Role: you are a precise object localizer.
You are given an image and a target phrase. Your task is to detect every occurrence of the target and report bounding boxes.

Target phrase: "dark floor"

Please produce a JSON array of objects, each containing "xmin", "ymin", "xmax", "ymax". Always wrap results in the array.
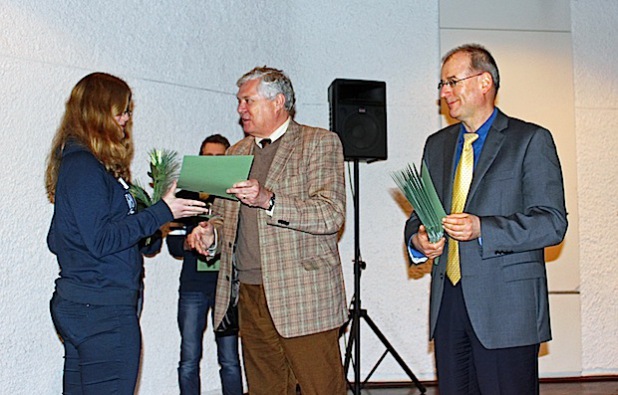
[{"xmin": 346, "ymin": 380, "xmax": 618, "ymax": 394}]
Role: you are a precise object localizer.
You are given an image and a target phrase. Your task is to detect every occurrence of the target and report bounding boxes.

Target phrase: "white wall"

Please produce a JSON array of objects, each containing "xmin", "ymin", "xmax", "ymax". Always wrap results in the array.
[
  {"xmin": 571, "ymin": 0, "xmax": 618, "ymax": 377},
  {"xmin": 0, "ymin": 1, "xmax": 616, "ymax": 394}
]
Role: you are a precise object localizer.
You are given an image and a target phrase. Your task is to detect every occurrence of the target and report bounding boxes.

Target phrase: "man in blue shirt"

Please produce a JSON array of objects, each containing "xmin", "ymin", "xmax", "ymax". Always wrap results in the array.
[{"xmin": 405, "ymin": 44, "xmax": 567, "ymax": 394}]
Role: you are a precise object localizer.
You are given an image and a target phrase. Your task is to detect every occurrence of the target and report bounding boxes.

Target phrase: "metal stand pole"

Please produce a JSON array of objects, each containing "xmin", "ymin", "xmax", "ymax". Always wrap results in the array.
[{"xmin": 343, "ymin": 159, "xmax": 426, "ymax": 394}]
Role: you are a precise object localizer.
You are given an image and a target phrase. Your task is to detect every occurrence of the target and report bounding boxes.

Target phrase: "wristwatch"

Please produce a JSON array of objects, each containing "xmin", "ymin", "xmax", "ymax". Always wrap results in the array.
[{"xmin": 266, "ymin": 192, "xmax": 276, "ymax": 211}]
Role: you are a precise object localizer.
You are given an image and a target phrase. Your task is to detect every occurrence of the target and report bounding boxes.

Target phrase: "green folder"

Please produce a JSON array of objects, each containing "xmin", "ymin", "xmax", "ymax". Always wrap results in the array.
[
  {"xmin": 197, "ymin": 257, "xmax": 220, "ymax": 272},
  {"xmin": 177, "ymin": 155, "xmax": 254, "ymax": 200},
  {"xmin": 392, "ymin": 161, "xmax": 447, "ymax": 243}
]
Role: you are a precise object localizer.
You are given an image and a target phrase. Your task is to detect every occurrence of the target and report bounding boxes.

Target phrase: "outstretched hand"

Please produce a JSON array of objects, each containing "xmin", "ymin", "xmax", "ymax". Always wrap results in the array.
[
  {"xmin": 162, "ymin": 181, "xmax": 209, "ymax": 219},
  {"xmin": 187, "ymin": 221, "xmax": 216, "ymax": 255}
]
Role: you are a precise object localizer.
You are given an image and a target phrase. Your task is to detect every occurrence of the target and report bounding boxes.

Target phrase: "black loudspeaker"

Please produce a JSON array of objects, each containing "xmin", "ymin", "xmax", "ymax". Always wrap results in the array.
[{"xmin": 328, "ymin": 79, "xmax": 387, "ymax": 162}]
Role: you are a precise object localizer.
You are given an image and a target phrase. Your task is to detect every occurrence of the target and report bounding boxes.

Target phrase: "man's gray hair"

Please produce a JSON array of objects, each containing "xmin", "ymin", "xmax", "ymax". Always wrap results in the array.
[{"xmin": 237, "ymin": 66, "xmax": 296, "ymax": 117}]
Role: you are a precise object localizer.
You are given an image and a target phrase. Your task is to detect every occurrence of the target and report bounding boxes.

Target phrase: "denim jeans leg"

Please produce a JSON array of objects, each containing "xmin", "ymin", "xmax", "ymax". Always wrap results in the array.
[
  {"xmin": 178, "ymin": 291, "xmax": 208, "ymax": 395},
  {"xmin": 215, "ymin": 333, "xmax": 243, "ymax": 395},
  {"xmin": 78, "ymin": 304, "xmax": 140, "ymax": 395},
  {"xmin": 50, "ymin": 293, "xmax": 83, "ymax": 395},
  {"xmin": 50, "ymin": 293, "xmax": 140, "ymax": 395}
]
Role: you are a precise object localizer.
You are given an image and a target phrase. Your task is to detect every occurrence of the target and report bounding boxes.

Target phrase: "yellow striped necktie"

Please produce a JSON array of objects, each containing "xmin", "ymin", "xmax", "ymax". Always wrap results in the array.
[{"xmin": 446, "ymin": 132, "xmax": 479, "ymax": 285}]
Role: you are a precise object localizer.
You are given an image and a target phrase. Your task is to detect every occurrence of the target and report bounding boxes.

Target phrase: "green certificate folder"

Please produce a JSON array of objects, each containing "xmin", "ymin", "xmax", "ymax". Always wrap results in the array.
[
  {"xmin": 177, "ymin": 155, "xmax": 254, "ymax": 200},
  {"xmin": 197, "ymin": 257, "xmax": 220, "ymax": 272},
  {"xmin": 392, "ymin": 161, "xmax": 447, "ymax": 243}
]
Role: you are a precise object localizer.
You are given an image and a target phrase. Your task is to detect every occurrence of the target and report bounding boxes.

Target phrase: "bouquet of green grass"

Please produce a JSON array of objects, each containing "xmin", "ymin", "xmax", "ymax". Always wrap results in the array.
[
  {"xmin": 392, "ymin": 161, "xmax": 446, "ymax": 244},
  {"xmin": 130, "ymin": 148, "xmax": 180, "ymax": 211}
]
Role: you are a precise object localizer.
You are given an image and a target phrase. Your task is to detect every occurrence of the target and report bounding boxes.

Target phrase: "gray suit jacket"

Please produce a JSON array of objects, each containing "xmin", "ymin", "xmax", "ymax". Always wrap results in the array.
[{"xmin": 405, "ymin": 110, "xmax": 567, "ymax": 349}]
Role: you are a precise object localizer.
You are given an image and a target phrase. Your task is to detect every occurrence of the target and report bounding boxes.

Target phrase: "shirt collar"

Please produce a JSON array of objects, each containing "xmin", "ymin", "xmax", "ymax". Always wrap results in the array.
[
  {"xmin": 458, "ymin": 107, "xmax": 497, "ymax": 143},
  {"xmin": 255, "ymin": 117, "xmax": 290, "ymax": 147}
]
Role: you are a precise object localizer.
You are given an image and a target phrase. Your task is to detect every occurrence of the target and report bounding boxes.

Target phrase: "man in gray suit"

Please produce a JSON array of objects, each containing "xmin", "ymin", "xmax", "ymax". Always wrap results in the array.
[{"xmin": 405, "ymin": 44, "xmax": 567, "ymax": 394}]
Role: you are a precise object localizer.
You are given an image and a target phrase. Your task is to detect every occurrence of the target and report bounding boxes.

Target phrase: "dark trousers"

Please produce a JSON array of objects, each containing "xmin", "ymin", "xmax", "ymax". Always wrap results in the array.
[
  {"xmin": 50, "ymin": 292, "xmax": 141, "ymax": 395},
  {"xmin": 177, "ymin": 290, "xmax": 243, "ymax": 395},
  {"xmin": 434, "ymin": 282, "xmax": 540, "ymax": 395}
]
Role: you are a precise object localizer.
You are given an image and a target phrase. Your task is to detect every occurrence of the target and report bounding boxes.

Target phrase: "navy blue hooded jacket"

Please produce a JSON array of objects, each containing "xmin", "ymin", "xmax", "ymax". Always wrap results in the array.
[{"xmin": 47, "ymin": 141, "xmax": 173, "ymax": 305}]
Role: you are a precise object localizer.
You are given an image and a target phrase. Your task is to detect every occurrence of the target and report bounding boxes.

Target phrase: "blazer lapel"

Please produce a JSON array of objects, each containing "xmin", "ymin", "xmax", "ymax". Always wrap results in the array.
[
  {"xmin": 234, "ymin": 137, "xmax": 255, "ymax": 156},
  {"xmin": 224, "ymin": 137, "xmax": 254, "ymax": 215},
  {"xmin": 440, "ymin": 125, "xmax": 461, "ymax": 212},
  {"xmin": 466, "ymin": 110, "xmax": 508, "ymax": 204},
  {"xmin": 264, "ymin": 121, "xmax": 300, "ymax": 189}
]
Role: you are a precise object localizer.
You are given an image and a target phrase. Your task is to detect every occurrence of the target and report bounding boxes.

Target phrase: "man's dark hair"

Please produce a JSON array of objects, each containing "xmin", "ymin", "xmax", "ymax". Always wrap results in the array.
[
  {"xmin": 199, "ymin": 134, "xmax": 230, "ymax": 154},
  {"xmin": 443, "ymin": 43, "xmax": 500, "ymax": 93}
]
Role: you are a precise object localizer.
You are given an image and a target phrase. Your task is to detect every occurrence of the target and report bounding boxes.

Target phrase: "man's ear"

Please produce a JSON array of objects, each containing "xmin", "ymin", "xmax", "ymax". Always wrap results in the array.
[
  {"xmin": 274, "ymin": 92, "xmax": 286, "ymax": 111},
  {"xmin": 480, "ymin": 72, "xmax": 493, "ymax": 94}
]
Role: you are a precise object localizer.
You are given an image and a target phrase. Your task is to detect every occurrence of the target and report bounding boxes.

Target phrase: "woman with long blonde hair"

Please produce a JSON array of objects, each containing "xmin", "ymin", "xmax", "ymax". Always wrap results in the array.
[{"xmin": 46, "ymin": 72, "xmax": 207, "ymax": 394}]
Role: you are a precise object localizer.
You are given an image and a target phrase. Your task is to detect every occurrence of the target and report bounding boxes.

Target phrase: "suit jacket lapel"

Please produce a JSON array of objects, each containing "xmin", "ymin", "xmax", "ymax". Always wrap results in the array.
[
  {"xmin": 224, "ymin": 137, "xmax": 254, "ymax": 218},
  {"xmin": 440, "ymin": 124, "xmax": 461, "ymax": 212},
  {"xmin": 467, "ymin": 110, "xmax": 508, "ymax": 205},
  {"xmin": 234, "ymin": 137, "xmax": 255, "ymax": 156},
  {"xmin": 264, "ymin": 120, "xmax": 300, "ymax": 189}
]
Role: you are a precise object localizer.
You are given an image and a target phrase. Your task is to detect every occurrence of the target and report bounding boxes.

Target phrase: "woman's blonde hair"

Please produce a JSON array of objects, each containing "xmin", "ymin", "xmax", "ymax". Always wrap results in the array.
[{"xmin": 45, "ymin": 72, "xmax": 134, "ymax": 203}]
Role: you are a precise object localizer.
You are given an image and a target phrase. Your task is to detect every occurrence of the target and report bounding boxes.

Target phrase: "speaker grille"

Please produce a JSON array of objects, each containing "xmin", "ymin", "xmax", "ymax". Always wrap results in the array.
[
  {"xmin": 328, "ymin": 79, "xmax": 387, "ymax": 162},
  {"xmin": 343, "ymin": 111, "xmax": 380, "ymax": 151}
]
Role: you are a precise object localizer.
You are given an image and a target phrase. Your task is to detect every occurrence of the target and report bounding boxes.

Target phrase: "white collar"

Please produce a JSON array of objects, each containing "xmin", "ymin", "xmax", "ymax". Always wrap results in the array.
[{"xmin": 255, "ymin": 117, "xmax": 290, "ymax": 147}]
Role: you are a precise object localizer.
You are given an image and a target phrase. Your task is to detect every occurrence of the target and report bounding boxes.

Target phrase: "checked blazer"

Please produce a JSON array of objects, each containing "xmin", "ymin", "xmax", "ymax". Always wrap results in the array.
[{"xmin": 212, "ymin": 120, "xmax": 348, "ymax": 338}]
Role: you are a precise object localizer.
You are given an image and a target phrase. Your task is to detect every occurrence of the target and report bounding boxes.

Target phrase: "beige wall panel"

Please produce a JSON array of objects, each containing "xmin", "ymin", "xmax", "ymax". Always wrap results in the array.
[
  {"xmin": 440, "ymin": 0, "xmax": 571, "ymax": 31},
  {"xmin": 540, "ymin": 294, "xmax": 583, "ymax": 376}
]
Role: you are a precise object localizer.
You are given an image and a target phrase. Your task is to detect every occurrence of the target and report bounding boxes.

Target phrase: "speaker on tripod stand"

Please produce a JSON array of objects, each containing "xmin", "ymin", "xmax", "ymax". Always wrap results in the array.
[
  {"xmin": 328, "ymin": 79, "xmax": 425, "ymax": 394},
  {"xmin": 328, "ymin": 79, "xmax": 387, "ymax": 162}
]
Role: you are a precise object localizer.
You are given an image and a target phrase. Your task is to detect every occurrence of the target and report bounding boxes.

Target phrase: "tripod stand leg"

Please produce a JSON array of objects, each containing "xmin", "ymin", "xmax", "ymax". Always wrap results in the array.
[
  {"xmin": 361, "ymin": 311, "xmax": 426, "ymax": 393},
  {"xmin": 343, "ymin": 316, "xmax": 357, "ymax": 377},
  {"xmin": 343, "ymin": 314, "xmax": 364, "ymax": 393},
  {"xmin": 343, "ymin": 160, "xmax": 424, "ymax": 393}
]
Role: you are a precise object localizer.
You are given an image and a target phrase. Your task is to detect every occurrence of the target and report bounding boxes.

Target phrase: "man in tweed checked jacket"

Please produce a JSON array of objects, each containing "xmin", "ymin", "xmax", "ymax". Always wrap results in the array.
[{"xmin": 189, "ymin": 66, "xmax": 348, "ymax": 395}]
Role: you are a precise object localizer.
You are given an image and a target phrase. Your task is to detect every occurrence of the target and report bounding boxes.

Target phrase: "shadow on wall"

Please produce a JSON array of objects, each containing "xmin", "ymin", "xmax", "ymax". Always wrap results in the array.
[
  {"xmin": 390, "ymin": 188, "xmax": 435, "ymax": 281},
  {"xmin": 408, "ymin": 260, "xmax": 433, "ymax": 280}
]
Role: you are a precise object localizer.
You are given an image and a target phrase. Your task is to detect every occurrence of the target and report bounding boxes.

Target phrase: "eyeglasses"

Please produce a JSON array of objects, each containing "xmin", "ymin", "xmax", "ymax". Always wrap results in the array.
[
  {"xmin": 120, "ymin": 105, "xmax": 132, "ymax": 118},
  {"xmin": 438, "ymin": 72, "xmax": 484, "ymax": 90}
]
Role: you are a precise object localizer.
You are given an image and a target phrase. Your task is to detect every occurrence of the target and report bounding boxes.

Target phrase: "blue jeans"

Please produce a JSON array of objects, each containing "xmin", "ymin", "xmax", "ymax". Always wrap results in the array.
[
  {"xmin": 178, "ymin": 291, "xmax": 243, "ymax": 395},
  {"xmin": 50, "ymin": 292, "xmax": 141, "ymax": 395}
]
